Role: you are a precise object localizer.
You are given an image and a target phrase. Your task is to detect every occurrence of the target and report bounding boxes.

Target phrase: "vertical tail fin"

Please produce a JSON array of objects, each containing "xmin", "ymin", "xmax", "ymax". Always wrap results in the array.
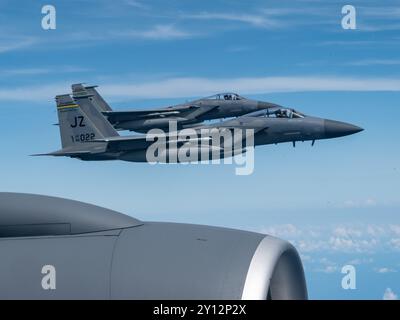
[
  {"xmin": 71, "ymin": 86, "xmax": 119, "ymax": 138},
  {"xmin": 71, "ymin": 83, "xmax": 112, "ymax": 112},
  {"xmin": 56, "ymin": 94, "xmax": 106, "ymax": 149}
]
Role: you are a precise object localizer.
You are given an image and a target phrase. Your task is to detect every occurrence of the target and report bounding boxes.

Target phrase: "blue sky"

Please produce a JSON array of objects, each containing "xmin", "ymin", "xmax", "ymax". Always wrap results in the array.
[{"xmin": 0, "ymin": 0, "xmax": 399, "ymax": 299}]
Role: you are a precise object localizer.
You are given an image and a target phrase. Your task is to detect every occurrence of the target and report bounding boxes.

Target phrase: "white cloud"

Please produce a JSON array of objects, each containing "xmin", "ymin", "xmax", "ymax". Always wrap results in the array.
[
  {"xmin": 184, "ymin": 7, "xmax": 335, "ymax": 30},
  {"xmin": 390, "ymin": 225, "xmax": 400, "ymax": 236},
  {"xmin": 3, "ymin": 75, "xmax": 400, "ymax": 102},
  {"xmin": 119, "ymin": 25, "xmax": 193, "ymax": 40},
  {"xmin": 376, "ymin": 267, "xmax": 397, "ymax": 273},
  {"xmin": 260, "ymin": 7, "xmax": 326, "ymax": 17},
  {"xmin": 183, "ymin": 12, "xmax": 278, "ymax": 28},
  {"xmin": 341, "ymin": 198, "xmax": 377, "ymax": 208},
  {"xmin": 0, "ymin": 68, "xmax": 50, "ymax": 76},
  {"xmin": 329, "ymin": 236, "xmax": 379, "ymax": 253},
  {"xmin": 347, "ymin": 258, "xmax": 374, "ymax": 265},
  {"xmin": 314, "ymin": 265, "xmax": 338, "ymax": 273},
  {"xmin": 383, "ymin": 288, "xmax": 398, "ymax": 300},
  {"xmin": 0, "ymin": 37, "xmax": 37, "ymax": 54},
  {"xmin": 0, "ymin": 66, "xmax": 90, "ymax": 76},
  {"xmin": 358, "ymin": 23, "xmax": 400, "ymax": 32},
  {"xmin": 313, "ymin": 258, "xmax": 338, "ymax": 273},
  {"xmin": 318, "ymin": 40, "xmax": 397, "ymax": 46},
  {"xmin": 261, "ymin": 224, "xmax": 302, "ymax": 238},
  {"xmin": 365, "ymin": 198, "xmax": 377, "ymax": 206},
  {"xmin": 333, "ymin": 227, "xmax": 362, "ymax": 238},
  {"xmin": 99, "ymin": 76, "xmax": 400, "ymax": 100},
  {"xmin": 227, "ymin": 45, "xmax": 254, "ymax": 53},
  {"xmin": 300, "ymin": 254, "xmax": 312, "ymax": 262},
  {"xmin": 360, "ymin": 7, "xmax": 400, "ymax": 19},
  {"xmin": 367, "ymin": 225, "xmax": 386, "ymax": 237},
  {"xmin": 346, "ymin": 59, "xmax": 400, "ymax": 66},
  {"xmin": 342, "ymin": 200, "xmax": 358, "ymax": 208},
  {"xmin": 355, "ymin": 7, "xmax": 400, "ymax": 32},
  {"xmin": 264, "ymin": 223, "xmax": 400, "ymax": 254},
  {"xmin": 0, "ymin": 84, "xmax": 68, "ymax": 103},
  {"xmin": 123, "ymin": 0, "xmax": 148, "ymax": 9},
  {"xmin": 389, "ymin": 238, "xmax": 400, "ymax": 250},
  {"xmin": 291, "ymin": 239, "xmax": 326, "ymax": 253}
]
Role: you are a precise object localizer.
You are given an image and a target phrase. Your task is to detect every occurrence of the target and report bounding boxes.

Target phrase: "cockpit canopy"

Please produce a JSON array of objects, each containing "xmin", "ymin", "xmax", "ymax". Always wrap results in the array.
[
  {"xmin": 274, "ymin": 108, "xmax": 305, "ymax": 118},
  {"xmin": 205, "ymin": 93, "xmax": 243, "ymax": 101},
  {"xmin": 247, "ymin": 108, "xmax": 305, "ymax": 119}
]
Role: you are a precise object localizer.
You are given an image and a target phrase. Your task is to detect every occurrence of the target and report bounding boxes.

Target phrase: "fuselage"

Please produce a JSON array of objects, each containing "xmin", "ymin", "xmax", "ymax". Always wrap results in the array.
[
  {"xmin": 112, "ymin": 94, "xmax": 279, "ymax": 132},
  {"xmin": 213, "ymin": 115, "xmax": 327, "ymax": 146},
  {"xmin": 191, "ymin": 97, "xmax": 278, "ymax": 121},
  {"xmin": 74, "ymin": 114, "xmax": 362, "ymax": 163}
]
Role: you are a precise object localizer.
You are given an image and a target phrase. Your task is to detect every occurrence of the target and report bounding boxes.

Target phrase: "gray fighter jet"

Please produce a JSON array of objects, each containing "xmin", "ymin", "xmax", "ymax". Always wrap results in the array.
[
  {"xmin": 0, "ymin": 192, "xmax": 307, "ymax": 299},
  {"xmin": 71, "ymin": 84, "xmax": 281, "ymax": 132},
  {"xmin": 37, "ymin": 89, "xmax": 363, "ymax": 162}
]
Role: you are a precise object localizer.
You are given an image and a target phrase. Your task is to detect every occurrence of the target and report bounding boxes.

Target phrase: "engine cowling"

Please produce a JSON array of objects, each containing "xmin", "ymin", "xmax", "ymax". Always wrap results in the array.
[
  {"xmin": 0, "ymin": 193, "xmax": 307, "ymax": 300},
  {"xmin": 111, "ymin": 222, "xmax": 307, "ymax": 300}
]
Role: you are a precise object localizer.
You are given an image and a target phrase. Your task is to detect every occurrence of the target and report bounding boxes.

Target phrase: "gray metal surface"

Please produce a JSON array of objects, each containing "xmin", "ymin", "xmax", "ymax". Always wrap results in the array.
[
  {"xmin": 0, "ymin": 193, "xmax": 307, "ymax": 300},
  {"xmin": 111, "ymin": 222, "xmax": 264, "ymax": 299},
  {"xmin": 0, "ymin": 193, "xmax": 142, "ymax": 237},
  {"xmin": 0, "ymin": 231, "xmax": 117, "ymax": 299}
]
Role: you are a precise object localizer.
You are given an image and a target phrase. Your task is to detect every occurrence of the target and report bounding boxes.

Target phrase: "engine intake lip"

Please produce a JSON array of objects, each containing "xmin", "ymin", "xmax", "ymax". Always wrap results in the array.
[{"xmin": 241, "ymin": 236, "xmax": 308, "ymax": 300}]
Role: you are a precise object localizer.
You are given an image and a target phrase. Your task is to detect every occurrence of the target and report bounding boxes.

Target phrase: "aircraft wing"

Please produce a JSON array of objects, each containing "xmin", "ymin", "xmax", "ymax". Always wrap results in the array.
[
  {"xmin": 31, "ymin": 150, "xmax": 93, "ymax": 157},
  {"xmin": 103, "ymin": 105, "xmax": 200, "ymax": 123},
  {"xmin": 197, "ymin": 115, "xmax": 269, "ymax": 132},
  {"xmin": 94, "ymin": 134, "xmax": 213, "ymax": 152},
  {"xmin": 94, "ymin": 135, "xmax": 153, "ymax": 152}
]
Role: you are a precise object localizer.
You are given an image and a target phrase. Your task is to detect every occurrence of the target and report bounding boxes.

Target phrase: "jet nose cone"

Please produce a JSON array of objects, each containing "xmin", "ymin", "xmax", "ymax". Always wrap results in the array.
[{"xmin": 324, "ymin": 120, "xmax": 364, "ymax": 138}]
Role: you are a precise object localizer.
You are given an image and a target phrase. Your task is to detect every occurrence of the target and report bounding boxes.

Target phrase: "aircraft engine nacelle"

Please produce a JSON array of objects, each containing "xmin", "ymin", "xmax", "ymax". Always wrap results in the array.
[{"xmin": 0, "ymin": 193, "xmax": 307, "ymax": 300}]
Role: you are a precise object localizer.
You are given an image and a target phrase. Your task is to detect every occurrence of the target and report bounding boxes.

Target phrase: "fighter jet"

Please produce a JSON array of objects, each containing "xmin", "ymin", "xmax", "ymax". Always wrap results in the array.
[
  {"xmin": 37, "ymin": 89, "xmax": 363, "ymax": 163},
  {"xmin": 71, "ymin": 84, "xmax": 281, "ymax": 133}
]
